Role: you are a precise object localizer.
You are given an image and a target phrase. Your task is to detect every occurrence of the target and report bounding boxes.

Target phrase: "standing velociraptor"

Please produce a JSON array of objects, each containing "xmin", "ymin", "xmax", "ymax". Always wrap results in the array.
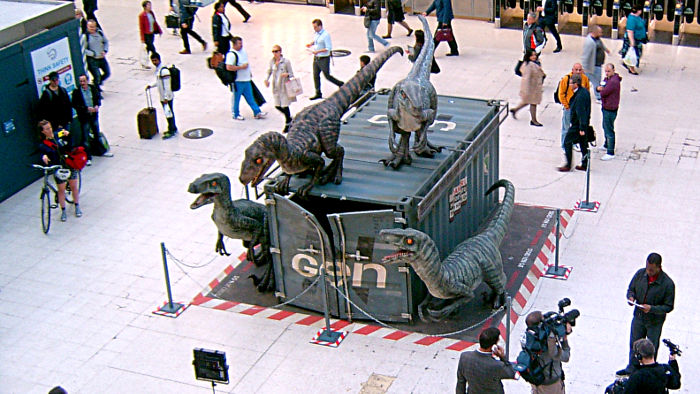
[
  {"xmin": 379, "ymin": 179, "xmax": 514, "ymax": 322},
  {"xmin": 188, "ymin": 173, "xmax": 274, "ymax": 292},
  {"xmin": 381, "ymin": 15, "xmax": 443, "ymax": 169},
  {"xmin": 239, "ymin": 46, "xmax": 403, "ymax": 197}
]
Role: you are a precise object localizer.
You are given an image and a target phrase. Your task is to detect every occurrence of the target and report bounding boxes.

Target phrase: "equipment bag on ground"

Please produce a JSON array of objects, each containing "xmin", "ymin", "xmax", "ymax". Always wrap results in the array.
[{"xmin": 89, "ymin": 131, "xmax": 110, "ymax": 156}]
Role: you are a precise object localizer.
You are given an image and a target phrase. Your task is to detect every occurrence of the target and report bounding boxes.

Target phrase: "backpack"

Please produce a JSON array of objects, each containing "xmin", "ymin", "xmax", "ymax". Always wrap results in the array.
[
  {"xmin": 553, "ymin": 75, "xmax": 570, "ymax": 104},
  {"xmin": 514, "ymin": 326, "xmax": 553, "ymax": 385},
  {"xmin": 215, "ymin": 51, "xmax": 238, "ymax": 86},
  {"xmin": 159, "ymin": 65, "xmax": 181, "ymax": 92}
]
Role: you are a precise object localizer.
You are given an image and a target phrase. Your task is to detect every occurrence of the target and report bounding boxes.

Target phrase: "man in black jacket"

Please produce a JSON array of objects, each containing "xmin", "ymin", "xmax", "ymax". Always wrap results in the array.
[
  {"xmin": 623, "ymin": 338, "xmax": 681, "ymax": 393},
  {"xmin": 212, "ymin": 2, "xmax": 231, "ymax": 54},
  {"xmin": 179, "ymin": 0, "xmax": 207, "ymax": 54},
  {"xmin": 618, "ymin": 253, "xmax": 675, "ymax": 376},
  {"xmin": 558, "ymin": 73, "xmax": 590, "ymax": 172},
  {"xmin": 537, "ymin": 0, "xmax": 562, "ymax": 53},
  {"xmin": 38, "ymin": 71, "xmax": 73, "ymax": 132},
  {"xmin": 72, "ymin": 74, "xmax": 105, "ymax": 163},
  {"xmin": 227, "ymin": 0, "xmax": 250, "ymax": 23}
]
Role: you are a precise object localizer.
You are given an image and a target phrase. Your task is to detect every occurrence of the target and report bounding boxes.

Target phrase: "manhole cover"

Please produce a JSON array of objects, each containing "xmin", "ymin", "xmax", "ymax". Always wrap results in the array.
[
  {"xmin": 331, "ymin": 49, "xmax": 351, "ymax": 57},
  {"xmin": 183, "ymin": 128, "xmax": 213, "ymax": 139}
]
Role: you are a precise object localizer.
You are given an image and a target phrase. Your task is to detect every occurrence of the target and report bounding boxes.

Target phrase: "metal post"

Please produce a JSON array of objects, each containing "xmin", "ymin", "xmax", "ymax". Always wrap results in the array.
[
  {"xmin": 244, "ymin": 184, "xmax": 250, "ymax": 200},
  {"xmin": 579, "ymin": 152, "xmax": 596, "ymax": 209},
  {"xmin": 643, "ymin": 1, "xmax": 651, "ymax": 26},
  {"xmin": 157, "ymin": 242, "xmax": 185, "ymax": 314},
  {"xmin": 546, "ymin": 209, "xmax": 567, "ymax": 276},
  {"xmin": 316, "ymin": 263, "xmax": 343, "ymax": 343},
  {"xmin": 672, "ymin": 0, "xmax": 682, "ymax": 45},
  {"xmin": 495, "ymin": 0, "xmax": 502, "ymax": 28},
  {"xmin": 612, "ymin": 0, "xmax": 620, "ymax": 38},
  {"xmin": 505, "ymin": 296, "xmax": 512, "ymax": 359},
  {"xmin": 582, "ymin": 0, "xmax": 590, "ymax": 35}
]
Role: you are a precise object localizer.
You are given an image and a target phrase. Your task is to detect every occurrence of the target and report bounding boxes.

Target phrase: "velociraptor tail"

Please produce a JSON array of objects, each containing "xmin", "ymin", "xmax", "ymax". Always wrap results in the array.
[
  {"xmin": 482, "ymin": 179, "xmax": 515, "ymax": 246},
  {"xmin": 408, "ymin": 15, "xmax": 434, "ymax": 81},
  {"xmin": 327, "ymin": 46, "xmax": 403, "ymax": 114}
]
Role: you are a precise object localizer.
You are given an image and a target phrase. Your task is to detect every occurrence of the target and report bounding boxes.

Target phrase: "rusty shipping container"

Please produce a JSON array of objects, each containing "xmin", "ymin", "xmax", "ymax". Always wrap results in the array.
[{"xmin": 264, "ymin": 92, "xmax": 508, "ymax": 323}]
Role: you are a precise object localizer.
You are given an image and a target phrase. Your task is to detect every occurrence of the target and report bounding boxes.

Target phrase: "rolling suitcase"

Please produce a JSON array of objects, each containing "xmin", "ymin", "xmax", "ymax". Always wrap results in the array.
[{"xmin": 137, "ymin": 87, "xmax": 158, "ymax": 139}]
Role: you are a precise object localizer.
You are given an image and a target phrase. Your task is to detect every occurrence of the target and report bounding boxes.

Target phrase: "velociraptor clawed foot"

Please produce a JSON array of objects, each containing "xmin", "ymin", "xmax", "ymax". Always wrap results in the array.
[{"xmin": 249, "ymin": 262, "xmax": 275, "ymax": 293}]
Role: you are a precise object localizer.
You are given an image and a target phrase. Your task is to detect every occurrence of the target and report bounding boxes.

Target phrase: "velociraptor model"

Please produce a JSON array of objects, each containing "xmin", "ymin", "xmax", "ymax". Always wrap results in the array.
[
  {"xmin": 188, "ymin": 173, "xmax": 274, "ymax": 292},
  {"xmin": 379, "ymin": 179, "xmax": 514, "ymax": 322},
  {"xmin": 239, "ymin": 46, "xmax": 403, "ymax": 197},
  {"xmin": 381, "ymin": 15, "xmax": 443, "ymax": 169}
]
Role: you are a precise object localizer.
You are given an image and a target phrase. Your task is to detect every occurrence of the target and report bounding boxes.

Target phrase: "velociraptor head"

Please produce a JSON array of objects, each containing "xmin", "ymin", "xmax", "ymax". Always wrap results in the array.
[
  {"xmin": 396, "ymin": 79, "xmax": 424, "ymax": 113},
  {"xmin": 188, "ymin": 173, "xmax": 230, "ymax": 209},
  {"xmin": 239, "ymin": 132, "xmax": 279, "ymax": 187},
  {"xmin": 379, "ymin": 228, "xmax": 429, "ymax": 264}
]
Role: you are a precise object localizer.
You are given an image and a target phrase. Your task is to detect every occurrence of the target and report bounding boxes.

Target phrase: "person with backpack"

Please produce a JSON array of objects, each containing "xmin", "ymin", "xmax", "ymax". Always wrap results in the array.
[
  {"xmin": 523, "ymin": 12, "xmax": 546, "ymax": 54},
  {"xmin": 38, "ymin": 71, "xmax": 73, "ymax": 132},
  {"xmin": 556, "ymin": 63, "xmax": 589, "ymax": 152},
  {"xmin": 149, "ymin": 52, "xmax": 178, "ymax": 139},
  {"xmin": 456, "ymin": 327, "xmax": 516, "ymax": 394},
  {"xmin": 524, "ymin": 311, "xmax": 571, "ymax": 394},
  {"xmin": 227, "ymin": 36, "xmax": 267, "ymax": 121}
]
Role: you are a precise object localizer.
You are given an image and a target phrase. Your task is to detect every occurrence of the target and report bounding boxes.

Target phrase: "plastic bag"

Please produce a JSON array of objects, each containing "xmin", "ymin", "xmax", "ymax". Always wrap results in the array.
[
  {"xmin": 139, "ymin": 45, "xmax": 149, "ymax": 68},
  {"xmin": 285, "ymin": 77, "xmax": 303, "ymax": 99},
  {"xmin": 623, "ymin": 49, "xmax": 637, "ymax": 68}
]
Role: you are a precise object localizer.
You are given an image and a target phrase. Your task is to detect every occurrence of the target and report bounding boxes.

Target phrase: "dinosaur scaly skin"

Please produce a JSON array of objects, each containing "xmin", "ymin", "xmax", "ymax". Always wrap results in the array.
[
  {"xmin": 239, "ymin": 46, "xmax": 403, "ymax": 197},
  {"xmin": 188, "ymin": 173, "xmax": 274, "ymax": 292},
  {"xmin": 379, "ymin": 179, "xmax": 514, "ymax": 322},
  {"xmin": 381, "ymin": 15, "xmax": 442, "ymax": 169}
]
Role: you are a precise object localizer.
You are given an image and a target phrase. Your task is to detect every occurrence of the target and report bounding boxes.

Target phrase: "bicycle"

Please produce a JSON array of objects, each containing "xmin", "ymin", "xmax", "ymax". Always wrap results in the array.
[{"xmin": 32, "ymin": 164, "xmax": 82, "ymax": 234}]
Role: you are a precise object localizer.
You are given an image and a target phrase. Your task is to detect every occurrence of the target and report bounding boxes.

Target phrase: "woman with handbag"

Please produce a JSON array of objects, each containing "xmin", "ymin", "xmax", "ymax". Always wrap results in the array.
[
  {"xmin": 510, "ymin": 49, "xmax": 546, "ymax": 127},
  {"xmin": 37, "ymin": 120, "xmax": 83, "ymax": 222},
  {"xmin": 264, "ymin": 45, "xmax": 295, "ymax": 133},
  {"xmin": 422, "ymin": 0, "xmax": 458, "ymax": 56},
  {"xmin": 361, "ymin": 0, "xmax": 389, "ymax": 53}
]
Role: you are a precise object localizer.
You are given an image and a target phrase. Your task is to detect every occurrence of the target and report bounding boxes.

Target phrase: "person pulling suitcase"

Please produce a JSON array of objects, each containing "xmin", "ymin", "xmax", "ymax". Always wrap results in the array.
[{"xmin": 148, "ymin": 52, "xmax": 177, "ymax": 139}]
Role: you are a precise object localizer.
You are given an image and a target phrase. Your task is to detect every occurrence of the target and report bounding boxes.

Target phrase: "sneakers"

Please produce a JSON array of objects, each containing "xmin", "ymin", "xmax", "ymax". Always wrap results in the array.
[
  {"xmin": 75, "ymin": 205, "xmax": 82, "ymax": 218},
  {"xmin": 103, "ymin": 151, "xmax": 114, "ymax": 157},
  {"xmin": 601, "ymin": 154, "xmax": 615, "ymax": 161},
  {"xmin": 86, "ymin": 159, "xmax": 92, "ymax": 166},
  {"xmin": 254, "ymin": 112, "xmax": 267, "ymax": 119},
  {"xmin": 573, "ymin": 144, "xmax": 581, "ymax": 152},
  {"xmin": 60, "ymin": 209, "xmax": 67, "ymax": 222},
  {"xmin": 163, "ymin": 130, "xmax": 177, "ymax": 139},
  {"xmin": 233, "ymin": 115, "xmax": 245, "ymax": 121}
]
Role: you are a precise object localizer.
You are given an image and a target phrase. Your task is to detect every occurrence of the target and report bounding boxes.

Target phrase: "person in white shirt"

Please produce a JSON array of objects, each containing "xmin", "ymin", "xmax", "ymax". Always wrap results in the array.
[
  {"xmin": 226, "ymin": 36, "xmax": 267, "ymax": 121},
  {"xmin": 306, "ymin": 19, "xmax": 344, "ymax": 100},
  {"xmin": 149, "ymin": 52, "xmax": 177, "ymax": 138},
  {"xmin": 212, "ymin": 1, "xmax": 231, "ymax": 54}
]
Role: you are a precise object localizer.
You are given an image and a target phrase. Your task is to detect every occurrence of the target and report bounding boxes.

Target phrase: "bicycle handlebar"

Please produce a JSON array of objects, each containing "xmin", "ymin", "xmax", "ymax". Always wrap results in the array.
[{"xmin": 32, "ymin": 164, "xmax": 62, "ymax": 172}]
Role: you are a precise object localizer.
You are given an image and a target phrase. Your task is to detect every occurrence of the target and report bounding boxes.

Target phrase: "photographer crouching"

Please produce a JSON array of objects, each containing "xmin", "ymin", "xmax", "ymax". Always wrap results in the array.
[{"xmin": 607, "ymin": 338, "xmax": 681, "ymax": 393}]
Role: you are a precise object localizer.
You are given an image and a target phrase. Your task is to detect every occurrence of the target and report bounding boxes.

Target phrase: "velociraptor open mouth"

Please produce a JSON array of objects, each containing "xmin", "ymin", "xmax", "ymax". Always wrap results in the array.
[
  {"xmin": 250, "ymin": 159, "xmax": 272, "ymax": 187},
  {"xmin": 382, "ymin": 250, "xmax": 415, "ymax": 263},
  {"xmin": 190, "ymin": 192, "xmax": 217, "ymax": 209}
]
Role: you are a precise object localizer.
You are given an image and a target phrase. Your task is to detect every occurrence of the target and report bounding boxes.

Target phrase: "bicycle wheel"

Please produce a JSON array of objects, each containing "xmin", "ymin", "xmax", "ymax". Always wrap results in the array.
[
  {"xmin": 65, "ymin": 171, "xmax": 81, "ymax": 204},
  {"xmin": 41, "ymin": 189, "xmax": 51, "ymax": 234}
]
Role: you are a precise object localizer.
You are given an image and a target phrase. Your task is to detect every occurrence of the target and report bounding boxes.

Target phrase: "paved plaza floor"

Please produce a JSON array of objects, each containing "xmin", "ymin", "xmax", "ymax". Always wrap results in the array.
[{"xmin": 1, "ymin": 1, "xmax": 700, "ymax": 393}]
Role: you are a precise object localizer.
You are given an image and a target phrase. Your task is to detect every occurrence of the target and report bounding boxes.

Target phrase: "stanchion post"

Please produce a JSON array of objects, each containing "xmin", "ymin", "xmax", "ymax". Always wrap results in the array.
[
  {"xmin": 582, "ymin": 0, "xmax": 590, "ymax": 35},
  {"xmin": 579, "ymin": 152, "xmax": 596, "ymax": 210},
  {"xmin": 612, "ymin": 0, "xmax": 620, "ymax": 38},
  {"xmin": 672, "ymin": 0, "xmax": 682, "ymax": 45},
  {"xmin": 156, "ymin": 242, "xmax": 186, "ymax": 314},
  {"xmin": 505, "ymin": 296, "xmax": 512, "ymax": 359},
  {"xmin": 316, "ymin": 264, "xmax": 343, "ymax": 343},
  {"xmin": 495, "ymin": 0, "xmax": 502, "ymax": 28},
  {"xmin": 546, "ymin": 209, "xmax": 567, "ymax": 276}
]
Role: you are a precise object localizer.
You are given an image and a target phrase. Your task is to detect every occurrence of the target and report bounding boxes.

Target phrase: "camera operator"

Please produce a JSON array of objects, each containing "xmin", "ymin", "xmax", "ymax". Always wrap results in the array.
[
  {"xmin": 623, "ymin": 338, "xmax": 681, "ymax": 393},
  {"xmin": 526, "ymin": 311, "xmax": 571, "ymax": 394},
  {"xmin": 456, "ymin": 327, "xmax": 517, "ymax": 394}
]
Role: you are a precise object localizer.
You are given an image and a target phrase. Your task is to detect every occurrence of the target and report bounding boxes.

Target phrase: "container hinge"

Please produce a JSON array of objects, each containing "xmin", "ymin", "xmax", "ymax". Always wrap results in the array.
[
  {"xmin": 275, "ymin": 291, "xmax": 286, "ymax": 298},
  {"xmin": 270, "ymin": 247, "xmax": 281, "ymax": 254},
  {"xmin": 345, "ymin": 250, "xmax": 370, "ymax": 261},
  {"xmin": 398, "ymin": 266, "xmax": 409, "ymax": 273},
  {"xmin": 394, "ymin": 217, "xmax": 407, "ymax": 224},
  {"xmin": 265, "ymin": 198, "xmax": 275, "ymax": 206},
  {"xmin": 401, "ymin": 313, "xmax": 412, "ymax": 319},
  {"xmin": 297, "ymin": 244, "xmax": 320, "ymax": 254}
]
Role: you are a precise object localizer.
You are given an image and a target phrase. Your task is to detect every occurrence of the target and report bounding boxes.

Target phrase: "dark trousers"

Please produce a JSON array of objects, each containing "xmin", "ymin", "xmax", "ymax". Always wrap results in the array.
[
  {"xmin": 540, "ymin": 20, "xmax": 562, "ymax": 47},
  {"xmin": 628, "ymin": 317, "xmax": 664, "ymax": 367},
  {"xmin": 163, "ymin": 100, "xmax": 177, "ymax": 132},
  {"xmin": 79, "ymin": 114, "xmax": 100, "ymax": 159},
  {"xmin": 563, "ymin": 127, "xmax": 589, "ymax": 167},
  {"xmin": 313, "ymin": 56, "xmax": 344, "ymax": 96},
  {"xmin": 87, "ymin": 57, "xmax": 110, "ymax": 87},
  {"xmin": 216, "ymin": 36, "xmax": 231, "ymax": 55},
  {"xmin": 181, "ymin": 18, "xmax": 205, "ymax": 52},
  {"xmin": 227, "ymin": 0, "xmax": 250, "ymax": 20},
  {"xmin": 433, "ymin": 22, "xmax": 458, "ymax": 55},
  {"xmin": 144, "ymin": 33, "xmax": 156, "ymax": 55},
  {"xmin": 275, "ymin": 106, "xmax": 292, "ymax": 124}
]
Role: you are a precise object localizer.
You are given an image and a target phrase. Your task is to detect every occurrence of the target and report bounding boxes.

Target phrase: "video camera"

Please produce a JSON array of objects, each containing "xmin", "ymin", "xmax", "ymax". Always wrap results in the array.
[
  {"xmin": 540, "ymin": 298, "xmax": 580, "ymax": 338},
  {"xmin": 663, "ymin": 339, "xmax": 682, "ymax": 357}
]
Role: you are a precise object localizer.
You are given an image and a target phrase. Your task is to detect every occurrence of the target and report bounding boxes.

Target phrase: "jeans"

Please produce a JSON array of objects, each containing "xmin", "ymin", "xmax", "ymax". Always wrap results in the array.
[
  {"xmin": 163, "ymin": 100, "xmax": 177, "ymax": 132},
  {"xmin": 232, "ymin": 81, "xmax": 261, "ymax": 117},
  {"xmin": 602, "ymin": 108, "xmax": 617, "ymax": 155},
  {"xmin": 628, "ymin": 316, "xmax": 664, "ymax": 368},
  {"xmin": 563, "ymin": 127, "xmax": 589, "ymax": 168},
  {"xmin": 560, "ymin": 107, "xmax": 571, "ymax": 150},
  {"xmin": 87, "ymin": 57, "xmax": 110, "ymax": 87},
  {"xmin": 591, "ymin": 66, "xmax": 602, "ymax": 100},
  {"xmin": 312, "ymin": 56, "xmax": 344, "ymax": 96},
  {"xmin": 367, "ymin": 19, "xmax": 388, "ymax": 51},
  {"xmin": 79, "ymin": 114, "xmax": 100, "ymax": 159}
]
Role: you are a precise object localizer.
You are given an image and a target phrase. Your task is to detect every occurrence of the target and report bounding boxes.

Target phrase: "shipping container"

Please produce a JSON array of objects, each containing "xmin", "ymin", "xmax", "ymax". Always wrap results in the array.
[{"xmin": 264, "ymin": 92, "xmax": 507, "ymax": 323}]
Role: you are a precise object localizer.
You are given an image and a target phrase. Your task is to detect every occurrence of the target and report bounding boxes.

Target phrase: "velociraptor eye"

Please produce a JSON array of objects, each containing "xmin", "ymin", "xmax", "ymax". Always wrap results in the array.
[
  {"xmin": 255, "ymin": 158, "xmax": 263, "ymax": 165},
  {"xmin": 405, "ymin": 238, "xmax": 414, "ymax": 245},
  {"xmin": 211, "ymin": 181, "xmax": 217, "ymax": 186},
  {"xmin": 400, "ymin": 91, "xmax": 407, "ymax": 99}
]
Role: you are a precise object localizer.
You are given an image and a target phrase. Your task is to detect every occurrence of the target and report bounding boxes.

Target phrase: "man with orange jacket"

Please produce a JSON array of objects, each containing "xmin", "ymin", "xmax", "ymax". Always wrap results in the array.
[{"xmin": 557, "ymin": 63, "xmax": 589, "ymax": 152}]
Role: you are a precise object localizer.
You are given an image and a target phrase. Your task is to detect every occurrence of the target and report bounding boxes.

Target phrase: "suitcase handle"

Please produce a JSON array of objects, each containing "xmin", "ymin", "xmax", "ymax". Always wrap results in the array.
[{"xmin": 145, "ymin": 86, "xmax": 154, "ymax": 109}]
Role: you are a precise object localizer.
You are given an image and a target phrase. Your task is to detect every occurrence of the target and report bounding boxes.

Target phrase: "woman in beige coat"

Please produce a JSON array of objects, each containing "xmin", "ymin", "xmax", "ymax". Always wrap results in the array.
[
  {"xmin": 264, "ymin": 45, "xmax": 295, "ymax": 133},
  {"xmin": 510, "ymin": 49, "xmax": 546, "ymax": 127}
]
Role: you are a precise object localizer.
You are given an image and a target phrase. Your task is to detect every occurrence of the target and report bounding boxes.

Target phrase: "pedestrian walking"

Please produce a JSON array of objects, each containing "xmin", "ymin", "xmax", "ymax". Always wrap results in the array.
[
  {"xmin": 226, "ymin": 0, "xmax": 250, "ymax": 23},
  {"xmin": 581, "ymin": 25, "xmax": 609, "ymax": 101},
  {"xmin": 38, "ymin": 120, "xmax": 82, "ymax": 222},
  {"xmin": 362, "ymin": 0, "xmax": 389, "ymax": 53},
  {"xmin": 537, "ymin": 0, "xmax": 562, "ymax": 53},
  {"xmin": 139, "ymin": 1, "xmax": 162, "ymax": 57},
  {"xmin": 264, "ymin": 45, "xmax": 294, "ymax": 133},
  {"xmin": 597, "ymin": 63, "xmax": 621, "ymax": 160},
  {"xmin": 306, "ymin": 19, "xmax": 344, "ymax": 100},
  {"xmin": 510, "ymin": 49, "xmax": 546, "ymax": 127},
  {"xmin": 212, "ymin": 1, "xmax": 232, "ymax": 54},
  {"xmin": 523, "ymin": 12, "xmax": 546, "ymax": 54},
  {"xmin": 558, "ymin": 73, "xmax": 590, "ymax": 172},
  {"xmin": 423, "ymin": 0, "xmax": 459, "ymax": 56},
  {"xmin": 621, "ymin": 5, "xmax": 647, "ymax": 75},
  {"xmin": 86, "ymin": 20, "xmax": 110, "ymax": 91},
  {"xmin": 179, "ymin": 0, "xmax": 208, "ymax": 54},
  {"xmin": 227, "ymin": 36, "xmax": 267, "ymax": 120},
  {"xmin": 383, "ymin": 0, "xmax": 413, "ymax": 39},
  {"xmin": 149, "ymin": 52, "xmax": 178, "ymax": 139}
]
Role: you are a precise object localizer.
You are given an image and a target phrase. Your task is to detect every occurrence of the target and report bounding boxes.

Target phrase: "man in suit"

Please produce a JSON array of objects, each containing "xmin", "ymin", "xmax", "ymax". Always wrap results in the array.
[
  {"xmin": 422, "ymin": 0, "xmax": 459, "ymax": 56},
  {"xmin": 537, "ymin": 0, "xmax": 562, "ymax": 53},
  {"xmin": 72, "ymin": 74, "xmax": 109, "ymax": 164},
  {"xmin": 456, "ymin": 327, "xmax": 516, "ymax": 394}
]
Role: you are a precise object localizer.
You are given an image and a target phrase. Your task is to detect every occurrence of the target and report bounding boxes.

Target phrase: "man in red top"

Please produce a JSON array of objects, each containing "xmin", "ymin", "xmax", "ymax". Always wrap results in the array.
[
  {"xmin": 617, "ymin": 252, "xmax": 675, "ymax": 376},
  {"xmin": 139, "ymin": 1, "xmax": 162, "ymax": 57}
]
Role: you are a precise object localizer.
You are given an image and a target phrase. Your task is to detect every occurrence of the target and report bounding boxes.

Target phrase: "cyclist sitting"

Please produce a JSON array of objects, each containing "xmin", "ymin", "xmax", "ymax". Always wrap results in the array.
[{"xmin": 37, "ymin": 120, "xmax": 82, "ymax": 222}]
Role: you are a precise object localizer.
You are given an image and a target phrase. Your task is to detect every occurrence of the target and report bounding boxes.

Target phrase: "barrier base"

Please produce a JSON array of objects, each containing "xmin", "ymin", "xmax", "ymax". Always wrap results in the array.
[
  {"xmin": 153, "ymin": 301, "xmax": 188, "ymax": 318},
  {"xmin": 311, "ymin": 328, "xmax": 348, "ymax": 348},
  {"xmin": 543, "ymin": 265, "xmax": 573, "ymax": 280},
  {"xmin": 574, "ymin": 199, "xmax": 600, "ymax": 212},
  {"xmin": 495, "ymin": 17, "xmax": 501, "ymax": 28},
  {"xmin": 672, "ymin": 35, "xmax": 680, "ymax": 46}
]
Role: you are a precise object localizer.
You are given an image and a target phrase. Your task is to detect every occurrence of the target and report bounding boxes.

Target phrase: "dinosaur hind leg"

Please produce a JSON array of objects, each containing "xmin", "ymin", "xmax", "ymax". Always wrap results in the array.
[
  {"xmin": 380, "ymin": 132, "xmax": 412, "ymax": 169},
  {"xmin": 481, "ymin": 253, "xmax": 508, "ymax": 309},
  {"xmin": 320, "ymin": 145, "xmax": 344, "ymax": 185},
  {"xmin": 418, "ymin": 293, "xmax": 473, "ymax": 322}
]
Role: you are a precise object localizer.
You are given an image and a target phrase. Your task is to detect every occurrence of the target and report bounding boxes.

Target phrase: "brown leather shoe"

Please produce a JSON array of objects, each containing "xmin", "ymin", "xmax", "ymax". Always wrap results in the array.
[
  {"xmin": 557, "ymin": 166, "xmax": 571, "ymax": 172},
  {"xmin": 179, "ymin": 49, "xmax": 191, "ymax": 54},
  {"xmin": 575, "ymin": 165, "xmax": 587, "ymax": 171}
]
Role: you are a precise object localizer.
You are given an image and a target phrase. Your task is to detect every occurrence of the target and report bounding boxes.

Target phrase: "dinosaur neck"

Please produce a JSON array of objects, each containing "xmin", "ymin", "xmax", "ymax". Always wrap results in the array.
[
  {"xmin": 408, "ymin": 237, "xmax": 444, "ymax": 288},
  {"xmin": 262, "ymin": 132, "xmax": 292, "ymax": 163}
]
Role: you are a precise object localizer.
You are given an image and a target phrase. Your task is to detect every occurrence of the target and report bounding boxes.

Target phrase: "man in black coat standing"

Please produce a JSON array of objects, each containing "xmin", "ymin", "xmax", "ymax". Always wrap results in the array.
[
  {"xmin": 558, "ymin": 73, "xmax": 590, "ymax": 172},
  {"xmin": 38, "ymin": 71, "xmax": 73, "ymax": 132},
  {"xmin": 617, "ymin": 253, "xmax": 675, "ymax": 376},
  {"xmin": 537, "ymin": 0, "xmax": 562, "ymax": 53},
  {"xmin": 72, "ymin": 74, "xmax": 105, "ymax": 163}
]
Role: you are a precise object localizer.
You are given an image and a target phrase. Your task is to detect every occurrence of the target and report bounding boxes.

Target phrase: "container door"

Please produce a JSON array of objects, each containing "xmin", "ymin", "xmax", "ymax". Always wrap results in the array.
[
  {"xmin": 327, "ymin": 210, "xmax": 412, "ymax": 323},
  {"xmin": 267, "ymin": 194, "xmax": 339, "ymax": 316}
]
